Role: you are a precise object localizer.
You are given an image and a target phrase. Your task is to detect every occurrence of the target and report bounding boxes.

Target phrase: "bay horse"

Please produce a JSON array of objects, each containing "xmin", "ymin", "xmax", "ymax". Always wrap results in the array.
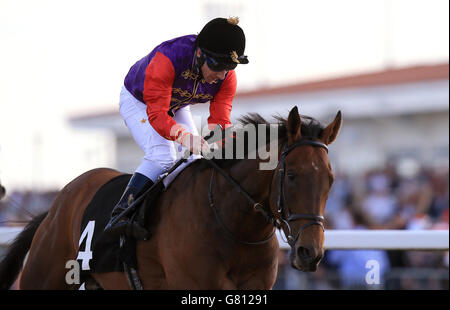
[{"xmin": 0, "ymin": 106, "xmax": 341, "ymax": 289}]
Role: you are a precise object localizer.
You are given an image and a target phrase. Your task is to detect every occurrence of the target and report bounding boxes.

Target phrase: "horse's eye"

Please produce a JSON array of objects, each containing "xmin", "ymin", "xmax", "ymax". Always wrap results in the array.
[{"xmin": 287, "ymin": 171, "xmax": 296, "ymax": 180}]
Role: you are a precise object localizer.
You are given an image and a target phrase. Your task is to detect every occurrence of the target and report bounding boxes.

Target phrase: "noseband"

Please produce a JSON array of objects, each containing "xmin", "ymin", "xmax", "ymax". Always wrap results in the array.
[{"xmin": 206, "ymin": 139, "xmax": 328, "ymax": 248}]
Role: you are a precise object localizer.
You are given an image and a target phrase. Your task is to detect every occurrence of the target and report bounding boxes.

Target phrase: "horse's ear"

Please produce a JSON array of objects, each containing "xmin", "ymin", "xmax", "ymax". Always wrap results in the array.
[
  {"xmin": 320, "ymin": 111, "xmax": 342, "ymax": 145},
  {"xmin": 287, "ymin": 106, "xmax": 302, "ymax": 145}
]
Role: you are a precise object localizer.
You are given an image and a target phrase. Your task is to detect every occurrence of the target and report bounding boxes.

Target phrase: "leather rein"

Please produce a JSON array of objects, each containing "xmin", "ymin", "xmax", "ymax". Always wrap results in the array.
[{"xmin": 206, "ymin": 140, "xmax": 329, "ymax": 247}]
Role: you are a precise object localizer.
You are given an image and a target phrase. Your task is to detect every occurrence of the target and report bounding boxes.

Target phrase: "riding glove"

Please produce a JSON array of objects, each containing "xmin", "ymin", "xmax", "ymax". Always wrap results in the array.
[{"xmin": 176, "ymin": 131, "xmax": 211, "ymax": 155}]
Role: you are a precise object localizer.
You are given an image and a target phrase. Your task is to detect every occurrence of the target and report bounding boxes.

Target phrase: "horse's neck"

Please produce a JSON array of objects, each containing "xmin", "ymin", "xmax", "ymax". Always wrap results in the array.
[
  {"xmin": 228, "ymin": 159, "xmax": 273, "ymax": 203},
  {"xmin": 215, "ymin": 158, "xmax": 274, "ymax": 241}
]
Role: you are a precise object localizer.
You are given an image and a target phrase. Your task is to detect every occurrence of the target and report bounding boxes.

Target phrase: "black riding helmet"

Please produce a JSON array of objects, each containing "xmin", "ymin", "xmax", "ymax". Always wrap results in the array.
[{"xmin": 195, "ymin": 17, "xmax": 249, "ymax": 72}]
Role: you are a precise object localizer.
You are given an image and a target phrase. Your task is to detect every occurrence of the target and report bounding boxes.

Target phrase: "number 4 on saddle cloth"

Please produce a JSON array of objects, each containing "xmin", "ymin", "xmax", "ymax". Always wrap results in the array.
[{"xmin": 76, "ymin": 156, "xmax": 200, "ymax": 277}]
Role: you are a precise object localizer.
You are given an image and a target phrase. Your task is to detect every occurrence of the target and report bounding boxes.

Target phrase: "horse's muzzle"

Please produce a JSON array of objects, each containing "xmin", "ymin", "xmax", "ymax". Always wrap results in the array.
[{"xmin": 290, "ymin": 245, "xmax": 324, "ymax": 272}]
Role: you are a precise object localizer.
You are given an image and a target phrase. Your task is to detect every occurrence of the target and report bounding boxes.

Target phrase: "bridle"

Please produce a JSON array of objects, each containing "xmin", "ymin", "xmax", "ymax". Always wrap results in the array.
[
  {"xmin": 206, "ymin": 139, "xmax": 328, "ymax": 248},
  {"xmin": 276, "ymin": 140, "xmax": 327, "ymax": 247}
]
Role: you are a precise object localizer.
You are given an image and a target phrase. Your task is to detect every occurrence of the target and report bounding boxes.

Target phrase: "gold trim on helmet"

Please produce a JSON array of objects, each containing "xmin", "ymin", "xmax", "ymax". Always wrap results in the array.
[
  {"xmin": 230, "ymin": 51, "xmax": 240, "ymax": 64},
  {"xmin": 227, "ymin": 16, "xmax": 239, "ymax": 25}
]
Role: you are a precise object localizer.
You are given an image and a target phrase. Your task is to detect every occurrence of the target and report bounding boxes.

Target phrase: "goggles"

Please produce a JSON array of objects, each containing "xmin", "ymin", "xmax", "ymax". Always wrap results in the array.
[{"xmin": 201, "ymin": 50, "xmax": 237, "ymax": 72}]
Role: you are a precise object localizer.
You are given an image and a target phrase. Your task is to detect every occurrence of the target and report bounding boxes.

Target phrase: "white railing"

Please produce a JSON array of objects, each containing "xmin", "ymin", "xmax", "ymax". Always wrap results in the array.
[
  {"xmin": 277, "ymin": 229, "xmax": 449, "ymax": 250},
  {"xmin": 1, "ymin": 227, "xmax": 448, "ymax": 251}
]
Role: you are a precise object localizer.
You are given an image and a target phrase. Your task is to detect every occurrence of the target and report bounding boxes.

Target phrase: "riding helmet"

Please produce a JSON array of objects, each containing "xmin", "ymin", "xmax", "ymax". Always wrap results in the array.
[{"xmin": 196, "ymin": 17, "xmax": 249, "ymax": 69}]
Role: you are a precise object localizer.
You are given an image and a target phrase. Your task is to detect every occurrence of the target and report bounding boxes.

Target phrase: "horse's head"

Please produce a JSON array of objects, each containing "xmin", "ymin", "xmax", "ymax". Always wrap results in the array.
[
  {"xmin": 0, "ymin": 182, "xmax": 5, "ymax": 200},
  {"xmin": 271, "ymin": 106, "xmax": 342, "ymax": 272}
]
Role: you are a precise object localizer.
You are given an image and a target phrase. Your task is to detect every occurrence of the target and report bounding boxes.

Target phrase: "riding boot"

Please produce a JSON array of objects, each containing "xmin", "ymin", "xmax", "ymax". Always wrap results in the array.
[{"xmin": 103, "ymin": 172, "xmax": 154, "ymax": 240}]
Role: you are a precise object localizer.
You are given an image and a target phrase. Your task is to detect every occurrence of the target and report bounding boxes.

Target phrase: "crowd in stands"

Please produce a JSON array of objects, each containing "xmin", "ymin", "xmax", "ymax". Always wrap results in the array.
[
  {"xmin": 0, "ymin": 161, "xmax": 448, "ymax": 289},
  {"xmin": 0, "ymin": 188, "xmax": 58, "ymax": 226}
]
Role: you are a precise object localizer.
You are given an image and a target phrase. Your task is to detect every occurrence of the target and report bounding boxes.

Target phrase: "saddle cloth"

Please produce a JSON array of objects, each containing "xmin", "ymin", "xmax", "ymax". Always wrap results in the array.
[
  {"xmin": 76, "ymin": 156, "xmax": 200, "ymax": 277},
  {"xmin": 77, "ymin": 174, "xmax": 136, "ymax": 276}
]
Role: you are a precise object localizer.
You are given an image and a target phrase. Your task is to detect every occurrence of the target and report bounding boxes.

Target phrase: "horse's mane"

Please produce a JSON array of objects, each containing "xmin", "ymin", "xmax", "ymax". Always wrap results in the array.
[
  {"xmin": 239, "ymin": 112, "xmax": 325, "ymax": 146},
  {"xmin": 199, "ymin": 112, "xmax": 325, "ymax": 169}
]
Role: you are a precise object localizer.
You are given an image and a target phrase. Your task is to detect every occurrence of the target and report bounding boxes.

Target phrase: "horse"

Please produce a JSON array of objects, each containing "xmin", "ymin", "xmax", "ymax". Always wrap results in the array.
[{"xmin": 0, "ymin": 106, "xmax": 341, "ymax": 290}]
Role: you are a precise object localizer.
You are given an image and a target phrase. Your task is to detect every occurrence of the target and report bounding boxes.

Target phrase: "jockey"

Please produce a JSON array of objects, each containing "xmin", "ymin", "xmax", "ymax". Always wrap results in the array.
[{"xmin": 104, "ymin": 17, "xmax": 249, "ymax": 239}]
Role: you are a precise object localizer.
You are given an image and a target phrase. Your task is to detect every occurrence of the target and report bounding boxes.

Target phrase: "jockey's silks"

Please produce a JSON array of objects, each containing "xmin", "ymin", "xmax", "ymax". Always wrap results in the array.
[{"xmin": 124, "ymin": 35, "xmax": 236, "ymax": 141}]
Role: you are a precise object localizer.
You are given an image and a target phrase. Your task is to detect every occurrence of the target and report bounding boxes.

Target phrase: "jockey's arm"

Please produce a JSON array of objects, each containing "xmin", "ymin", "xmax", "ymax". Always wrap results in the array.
[
  {"xmin": 207, "ymin": 70, "xmax": 237, "ymax": 148},
  {"xmin": 142, "ymin": 52, "xmax": 209, "ymax": 155},
  {"xmin": 143, "ymin": 52, "xmax": 184, "ymax": 141}
]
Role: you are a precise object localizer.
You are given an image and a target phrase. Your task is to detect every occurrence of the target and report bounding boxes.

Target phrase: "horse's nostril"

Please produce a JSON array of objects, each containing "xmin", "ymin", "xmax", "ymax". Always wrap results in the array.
[
  {"xmin": 314, "ymin": 254, "xmax": 323, "ymax": 265},
  {"xmin": 297, "ymin": 246, "xmax": 311, "ymax": 258}
]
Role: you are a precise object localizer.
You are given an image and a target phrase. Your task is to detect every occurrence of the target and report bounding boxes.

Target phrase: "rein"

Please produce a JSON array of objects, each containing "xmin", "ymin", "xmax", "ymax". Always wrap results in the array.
[
  {"xmin": 207, "ymin": 160, "xmax": 277, "ymax": 246},
  {"xmin": 205, "ymin": 139, "xmax": 329, "ymax": 247}
]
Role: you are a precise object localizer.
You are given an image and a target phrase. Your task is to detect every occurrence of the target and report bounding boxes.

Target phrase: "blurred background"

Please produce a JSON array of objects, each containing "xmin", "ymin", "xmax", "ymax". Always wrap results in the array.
[{"xmin": 0, "ymin": 0, "xmax": 448, "ymax": 289}]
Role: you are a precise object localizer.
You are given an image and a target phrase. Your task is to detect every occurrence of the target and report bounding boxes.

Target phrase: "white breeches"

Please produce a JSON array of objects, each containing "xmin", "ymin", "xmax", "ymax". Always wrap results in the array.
[{"xmin": 119, "ymin": 86, "xmax": 200, "ymax": 182}]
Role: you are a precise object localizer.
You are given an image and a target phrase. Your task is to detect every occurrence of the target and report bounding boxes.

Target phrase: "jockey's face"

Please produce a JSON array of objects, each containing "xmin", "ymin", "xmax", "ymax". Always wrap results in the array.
[
  {"xmin": 196, "ymin": 49, "xmax": 228, "ymax": 84},
  {"xmin": 201, "ymin": 63, "xmax": 227, "ymax": 84}
]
